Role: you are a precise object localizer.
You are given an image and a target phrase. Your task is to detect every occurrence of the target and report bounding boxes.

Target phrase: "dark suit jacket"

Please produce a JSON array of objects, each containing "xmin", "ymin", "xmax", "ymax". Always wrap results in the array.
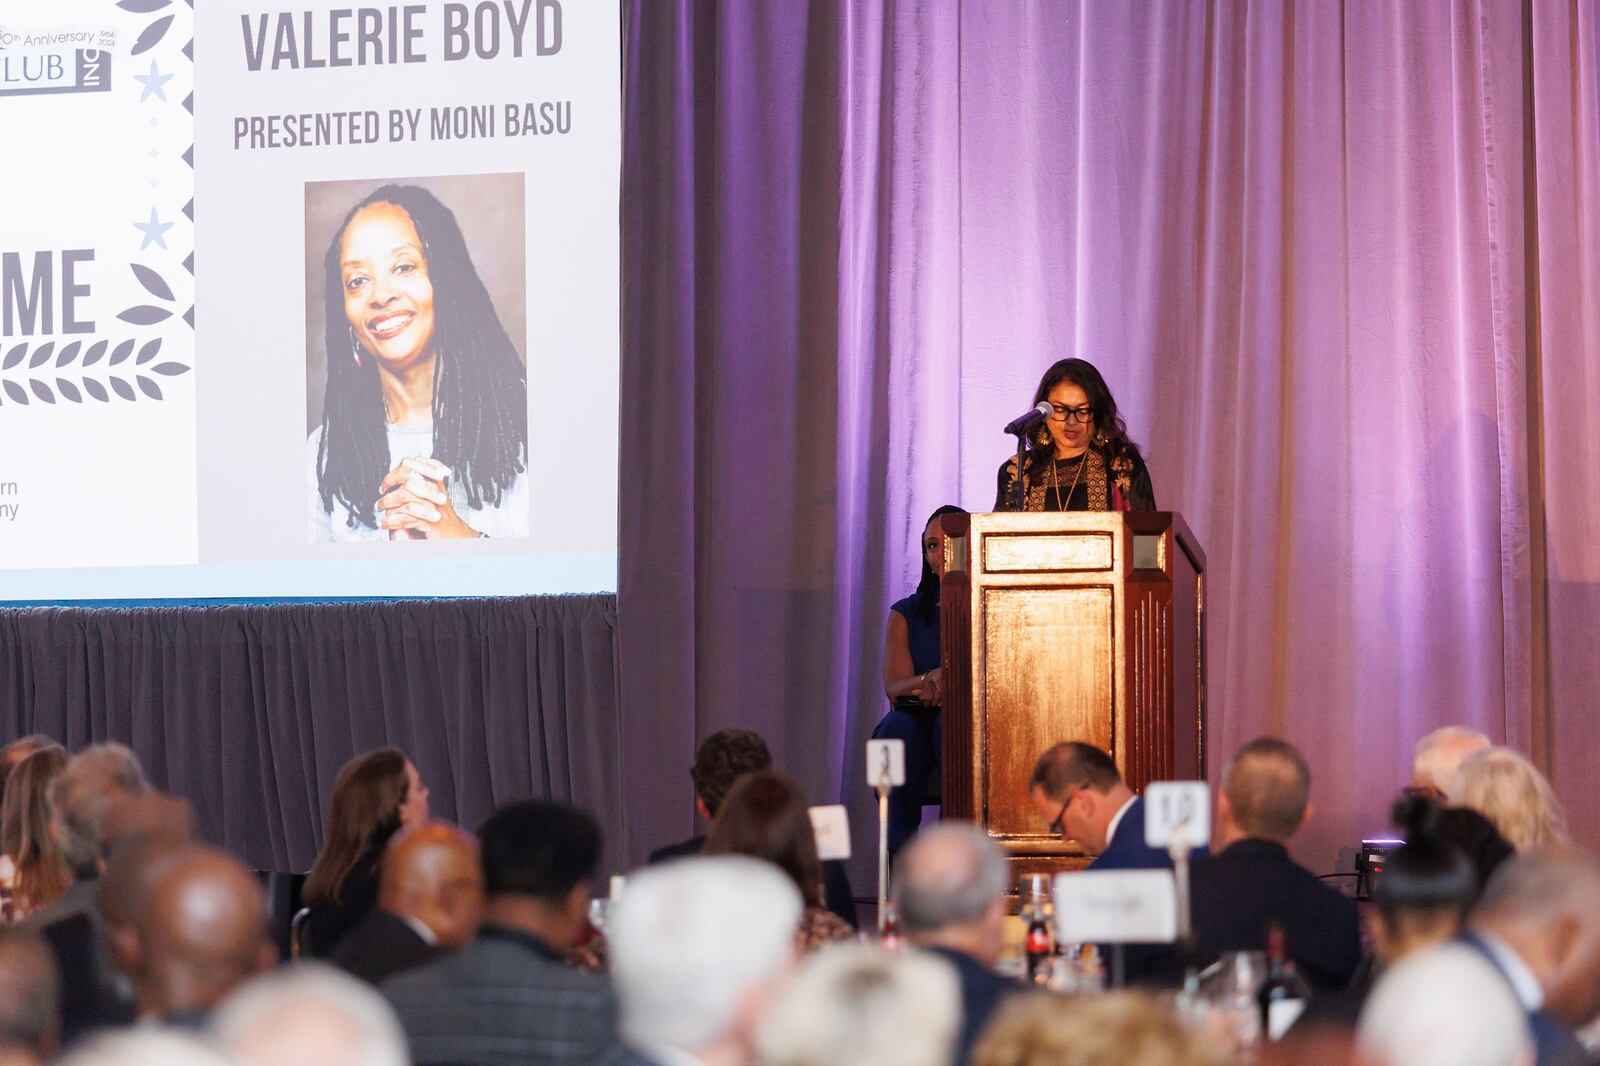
[
  {"xmin": 647, "ymin": 835, "xmax": 860, "ymax": 930},
  {"xmin": 1089, "ymin": 796, "xmax": 1210, "ymax": 871},
  {"xmin": 331, "ymin": 908, "xmax": 444, "ymax": 986},
  {"xmin": 383, "ymin": 924, "xmax": 620, "ymax": 1066},
  {"xmin": 1460, "ymin": 932, "xmax": 1595, "ymax": 1066},
  {"xmin": 926, "ymin": 946, "xmax": 1021, "ymax": 1064},
  {"xmin": 1186, "ymin": 838, "xmax": 1362, "ymax": 991}
]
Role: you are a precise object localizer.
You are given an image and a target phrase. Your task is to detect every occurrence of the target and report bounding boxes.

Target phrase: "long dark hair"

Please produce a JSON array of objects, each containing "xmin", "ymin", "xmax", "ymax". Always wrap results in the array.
[
  {"xmin": 704, "ymin": 770, "xmax": 825, "ymax": 908},
  {"xmin": 303, "ymin": 747, "xmax": 411, "ymax": 908},
  {"xmin": 1376, "ymin": 795, "xmax": 1479, "ymax": 926},
  {"xmin": 316, "ymin": 184, "xmax": 527, "ymax": 529},
  {"xmin": 1021, "ymin": 358, "xmax": 1139, "ymax": 484},
  {"xmin": 912, "ymin": 505, "xmax": 968, "ymax": 621}
]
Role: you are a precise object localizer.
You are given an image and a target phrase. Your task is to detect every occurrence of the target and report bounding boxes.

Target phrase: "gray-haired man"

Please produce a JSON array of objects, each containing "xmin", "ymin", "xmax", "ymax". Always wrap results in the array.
[{"xmin": 893, "ymin": 823, "xmax": 1021, "ymax": 1064}]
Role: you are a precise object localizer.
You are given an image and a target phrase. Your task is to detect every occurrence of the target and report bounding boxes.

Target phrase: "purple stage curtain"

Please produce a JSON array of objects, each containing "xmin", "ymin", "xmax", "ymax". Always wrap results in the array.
[{"xmin": 621, "ymin": 0, "xmax": 1600, "ymax": 870}]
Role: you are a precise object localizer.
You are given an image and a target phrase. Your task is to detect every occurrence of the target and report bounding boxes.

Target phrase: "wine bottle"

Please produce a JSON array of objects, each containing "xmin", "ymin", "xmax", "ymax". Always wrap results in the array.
[
  {"xmin": 1024, "ymin": 900, "xmax": 1053, "ymax": 984},
  {"xmin": 1257, "ymin": 921, "xmax": 1310, "ymax": 1040}
]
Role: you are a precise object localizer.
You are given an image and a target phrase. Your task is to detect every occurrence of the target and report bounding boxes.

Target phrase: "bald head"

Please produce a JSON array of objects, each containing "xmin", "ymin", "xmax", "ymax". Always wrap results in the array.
[
  {"xmin": 893, "ymin": 824, "xmax": 1009, "ymax": 964},
  {"xmin": 379, "ymin": 821, "xmax": 484, "ymax": 950},
  {"xmin": 1411, "ymin": 727, "xmax": 1490, "ymax": 800},
  {"xmin": 1473, "ymin": 849, "xmax": 1600, "ymax": 1026},
  {"xmin": 134, "ymin": 846, "xmax": 271, "ymax": 1019},
  {"xmin": 1220, "ymin": 738, "xmax": 1311, "ymax": 844},
  {"xmin": 0, "ymin": 928, "xmax": 59, "ymax": 1060}
]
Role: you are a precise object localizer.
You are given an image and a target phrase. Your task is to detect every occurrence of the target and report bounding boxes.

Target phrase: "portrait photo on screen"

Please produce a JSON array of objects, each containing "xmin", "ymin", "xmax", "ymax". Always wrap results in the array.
[{"xmin": 304, "ymin": 173, "xmax": 529, "ymax": 543}]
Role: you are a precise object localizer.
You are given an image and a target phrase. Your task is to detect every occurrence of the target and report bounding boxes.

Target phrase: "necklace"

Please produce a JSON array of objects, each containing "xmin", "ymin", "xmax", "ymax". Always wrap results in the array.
[{"xmin": 1049, "ymin": 453, "xmax": 1088, "ymax": 511}]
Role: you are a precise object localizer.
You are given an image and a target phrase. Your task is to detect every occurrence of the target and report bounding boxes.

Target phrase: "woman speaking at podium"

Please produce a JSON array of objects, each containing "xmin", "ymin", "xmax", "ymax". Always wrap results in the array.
[{"xmin": 995, "ymin": 358, "xmax": 1156, "ymax": 513}]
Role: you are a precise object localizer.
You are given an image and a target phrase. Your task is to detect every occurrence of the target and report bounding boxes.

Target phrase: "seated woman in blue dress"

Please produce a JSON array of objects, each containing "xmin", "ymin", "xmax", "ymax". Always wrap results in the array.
[{"xmin": 871, "ymin": 504, "xmax": 966, "ymax": 854}]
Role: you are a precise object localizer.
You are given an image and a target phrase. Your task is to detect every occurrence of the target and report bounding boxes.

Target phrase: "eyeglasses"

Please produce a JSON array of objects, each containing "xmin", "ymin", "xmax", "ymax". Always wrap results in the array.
[
  {"xmin": 1047, "ymin": 404, "xmax": 1096, "ymax": 424},
  {"xmin": 1047, "ymin": 791, "xmax": 1077, "ymax": 835}
]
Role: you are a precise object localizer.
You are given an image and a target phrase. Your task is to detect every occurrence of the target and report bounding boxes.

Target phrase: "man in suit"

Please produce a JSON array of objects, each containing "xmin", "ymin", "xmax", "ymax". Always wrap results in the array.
[
  {"xmin": 1460, "ymin": 849, "xmax": 1600, "ymax": 1066},
  {"xmin": 1027, "ymin": 742, "xmax": 1183, "ymax": 869},
  {"xmin": 648, "ymin": 729, "xmax": 857, "ymax": 928},
  {"xmin": 383, "ymin": 801, "xmax": 621, "ymax": 1065},
  {"xmin": 1186, "ymin": 738, "xmax": 1361, "ymax": 990},
  {"xmin": 605, "ymin": 857, "xmax": 801, "ymax": 1066},
  {"xmin": 332, "ymin": 822, "xmax": 484, "ymax": 986},
  {"xmin": 894, "ymin": 823, "xmax": 1021, "ymax": 1064}
]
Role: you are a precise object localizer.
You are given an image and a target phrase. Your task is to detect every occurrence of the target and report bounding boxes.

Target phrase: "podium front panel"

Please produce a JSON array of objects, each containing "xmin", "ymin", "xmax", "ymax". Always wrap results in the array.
[{"xmin": 980, "ymin": 585, "xmax": 1114, "ymax": 835}]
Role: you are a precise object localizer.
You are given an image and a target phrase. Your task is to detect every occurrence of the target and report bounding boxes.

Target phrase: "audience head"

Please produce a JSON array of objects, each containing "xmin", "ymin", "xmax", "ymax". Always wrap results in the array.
[
  {"xmin": 131, "ymin": 844, "xmax": 273, "ymax": 1020},
  {"xmin": 303, "ymin": 747, "xmax": 428, "ymax": 909},
  {"xmin": 973, "ymin": 990, "xmax": 1228, "ymax": 1066},
  {"xmin": 690, "ymin": 729, "xmax": 773, "ymax": 821},
  {"xmin": 55, "ymin": 1030, "xmax": 232, "ymax": 1066},
  {"xmin": 1218, "ymin": 737, "xmax": 1311, "ymax": 845},
  {"xmin": 476, "ymin": 799, "xmax": 600, "ymax": 950},
  {"xmin": 211, "ymin": 963, "xmax": 408, "ymax": 1066},
  {"xmin": 1026, "ymin": 742, "xmax": 1130, "ymax": 854},
  {"xmin": 0, "ymin": 735, "xmax": 54, "ymax": 806},
  {"xmin": 1369, "ymin": 796, "xmax": 1478, "ymax": 964},
  {"xmin": 99, "ymin": 833, "xmax": 200, "ymax": 985},
  {"xmin": 49, "ymin": 742, "xmax": 149, "ymax": 879},
  {"xmin": 101, "ymin": 790, "xmax": 197, "ymax": 859},
  {"xmin": 0, "ymin": 745, "xmax": 70, "ymax": 918},
  {"xmin": 1410, "ymin": 726, "xmax": 1491, "ymax": 801},
  {"xmin": 1433, "ymin": 805, "xmax": 1515, "ymax": 892},
  {"xmin": 610, "ymin": 857, "xmax": 801, "ymax": 1063},
  {"xmin": 1450, "ymin": 746, "xmax": 1567, "ymax": 852},
  {"xmin": 757, "ymin": 943, "xmax": 959, "ymax": 1066},
  {"xmin": 1358, "ymin": 943, "xmax": 1534, "ymax": 1066},
  {"xmin": 704, "ymin": 770, "xmax": 824, "ymax": 909},
  {"xmin": 1470, "ymin": 849, "xmax": 1600, "ymax": 1026},
  {"xmin": 0, "ymin": 928, "xmax": 60, "ymax": 1064},
  {"xmin": 893, "ymin": 822, "xmax": 1010, "ymax": 965},
  {"xmin": 378, "ymin": 821, "xmax": 484, "ymax": 950}
]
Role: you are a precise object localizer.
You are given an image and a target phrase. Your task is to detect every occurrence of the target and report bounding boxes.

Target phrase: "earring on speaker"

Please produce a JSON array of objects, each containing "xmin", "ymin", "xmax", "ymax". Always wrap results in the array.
[{"xmin": 349, "ymin": 326, "xmax": 364, "ymax": 368}]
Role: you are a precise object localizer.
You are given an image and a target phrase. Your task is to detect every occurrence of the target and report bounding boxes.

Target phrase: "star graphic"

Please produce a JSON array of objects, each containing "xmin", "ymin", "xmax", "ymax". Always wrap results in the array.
[
  {"xmin": 134, "ymin": 208, "xmax": 174, "ymax": 251},
  {"xmin": 134, "ymin": 60, "xmax": 173, "ymax": 102}
]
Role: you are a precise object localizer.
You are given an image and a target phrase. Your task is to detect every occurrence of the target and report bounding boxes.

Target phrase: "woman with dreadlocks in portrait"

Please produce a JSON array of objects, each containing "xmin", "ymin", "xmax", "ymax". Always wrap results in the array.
[
  {"xmin": 308, "ymin": 184, "xmax": 529, "ymax": 541},
  {"xmin": 994, "ymin": 358, "xmax": 1155, "ymax": 514}
]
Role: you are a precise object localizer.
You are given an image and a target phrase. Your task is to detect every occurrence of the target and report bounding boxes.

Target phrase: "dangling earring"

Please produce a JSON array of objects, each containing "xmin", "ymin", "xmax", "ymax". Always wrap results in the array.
[{"xmin": 349, "ymin": 326, "xmax": 364, "ymax": 368}]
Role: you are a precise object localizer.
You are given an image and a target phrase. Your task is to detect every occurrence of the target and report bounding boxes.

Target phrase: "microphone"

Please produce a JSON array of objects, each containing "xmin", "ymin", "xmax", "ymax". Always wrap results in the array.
[{"xmin": 1004, "ymin": 401, "xmax": 1053, "ymax": 436}]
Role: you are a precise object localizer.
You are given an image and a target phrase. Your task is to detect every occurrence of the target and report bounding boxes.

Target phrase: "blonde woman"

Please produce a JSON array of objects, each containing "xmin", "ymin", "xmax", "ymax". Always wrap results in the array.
[
  {"xmin": 1451, "ymin": 746, "xmax": 1568, "ymax": 852},
  {"xmin": 973, "ymin": 991, "xmax": 1228, "ymax": 1066}
]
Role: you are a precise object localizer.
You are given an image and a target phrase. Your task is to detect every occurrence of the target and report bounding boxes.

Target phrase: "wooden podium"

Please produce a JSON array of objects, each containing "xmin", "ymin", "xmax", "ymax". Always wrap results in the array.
[{"xmin": 938, "ymin": 511, "xmax": 1206, "ymax": 878}]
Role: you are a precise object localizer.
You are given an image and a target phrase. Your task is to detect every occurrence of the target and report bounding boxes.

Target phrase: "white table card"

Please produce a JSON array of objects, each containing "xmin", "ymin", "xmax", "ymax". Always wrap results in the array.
[
  {"xmin": 1144, "ymin": 781, "xmax": 1211, "ymax": 849},
  {"xmin": 1053, "ymin": 869, "xmax": 1178, "ymax": 944},
  {"xmin": 809, "ymin": 804, "xmax": 852, "ymax": 860}
]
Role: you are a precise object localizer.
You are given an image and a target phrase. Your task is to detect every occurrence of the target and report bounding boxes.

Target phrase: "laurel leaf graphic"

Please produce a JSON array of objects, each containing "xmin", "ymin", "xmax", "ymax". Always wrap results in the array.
[
  {"xmin": 131, "ymin": 14, "xmax": 174, "ymax": 55},
  {"xmin": 131, "ymin": 263, "xmax": 174, "ymax": 302}
]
